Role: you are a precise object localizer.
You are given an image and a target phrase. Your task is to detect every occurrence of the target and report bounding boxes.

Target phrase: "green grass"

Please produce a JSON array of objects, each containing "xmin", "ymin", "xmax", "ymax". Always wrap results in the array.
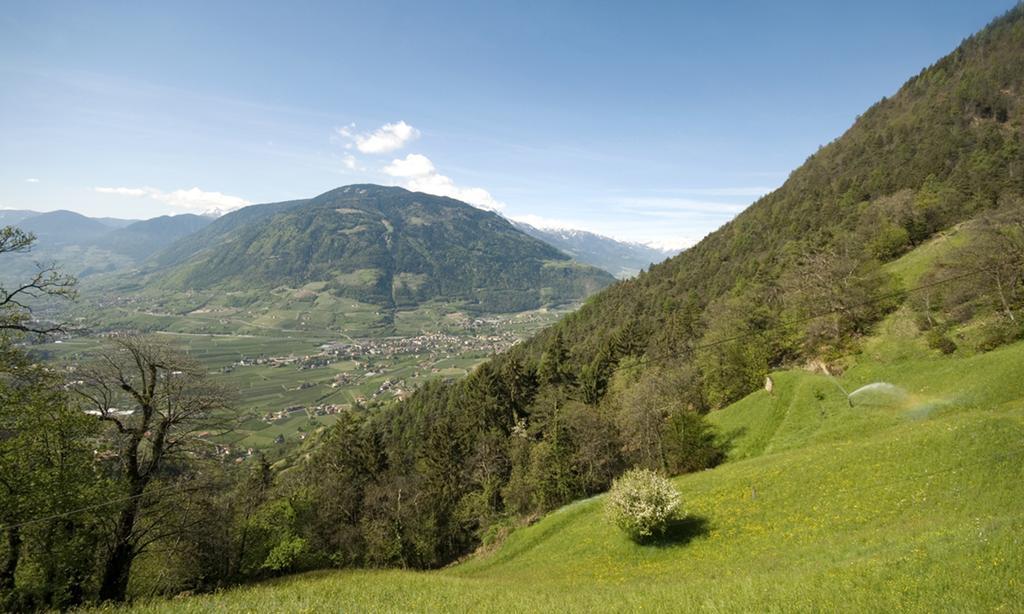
[
  {"xmin": 119, "ymin": 318, "xmax": 1024, "ymax": 612},
  {"xmin": 884, "ymin": 223, "xmax": 969, "ymax": 286}
]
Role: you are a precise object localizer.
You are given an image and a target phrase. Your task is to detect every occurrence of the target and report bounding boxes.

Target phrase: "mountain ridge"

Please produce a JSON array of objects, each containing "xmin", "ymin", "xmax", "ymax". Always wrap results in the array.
[
  {"xmin": 145, "ymin": 185, "xmax": 615, "ymax": 313},
  {"xmin": 511, "ymin": 220, "xmax": 678, "ymax": 278}
]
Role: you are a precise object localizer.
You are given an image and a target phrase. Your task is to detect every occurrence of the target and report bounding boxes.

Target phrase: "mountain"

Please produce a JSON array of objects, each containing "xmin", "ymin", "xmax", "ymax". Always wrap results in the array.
[
  {"xmin": 150, "ymin": 185, "xmax": 615, "ymax": 312},
  {"xmin": 17, "ymin": 210, "xmax": 112, "ymax": 246},
  {"xmin": 511, "ymin": 221, "xmax": 678, "ymax": 278},
  {"xmin": 151, "ymin": 198, "xmax": 309, "ymax": 268},
  {"xmin": 0, "ymin": 209, "xmax": 40, "ymax": 225},
  {"xmin": 0, "ymin": 211, "xmax": 210, "ymax": 284},
  {"xmin": 93, "ymin": 216, "xmax": 139, "ymax": 229},
  {"xmin": 101, "ymin": 214, "xmax": 212, "ymax": 259}
]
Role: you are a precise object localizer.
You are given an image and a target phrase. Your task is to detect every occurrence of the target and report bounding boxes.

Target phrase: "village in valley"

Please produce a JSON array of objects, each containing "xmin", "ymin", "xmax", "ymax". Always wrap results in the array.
[
  {"xmin": 38, "ymin": 305, "xmax": 570, "ymax": 461},
  {"xmin": 242, "ymin": 329, "xmax": 520, "ymax": 421}
]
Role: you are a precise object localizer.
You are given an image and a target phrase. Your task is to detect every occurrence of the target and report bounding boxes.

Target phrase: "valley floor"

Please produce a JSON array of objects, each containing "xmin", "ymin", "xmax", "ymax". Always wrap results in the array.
[{"xmin": 117, "ymin": 320, "xmax": 1024, "ymax": 612}]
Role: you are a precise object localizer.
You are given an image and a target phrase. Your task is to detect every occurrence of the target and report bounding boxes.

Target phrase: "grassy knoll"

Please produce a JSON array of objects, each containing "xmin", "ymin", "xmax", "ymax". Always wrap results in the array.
[{"xmin": 119, "ymin": 323, "xmax": 1024, "ymax": 612}]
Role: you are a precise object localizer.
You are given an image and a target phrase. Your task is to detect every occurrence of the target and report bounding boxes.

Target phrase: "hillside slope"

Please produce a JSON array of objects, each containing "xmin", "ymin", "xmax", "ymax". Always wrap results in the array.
[
  {"xmin": 149, "ymin": 198, "xmax": 310, "ymax": 269},
  {"xmin": 2, "ymin": 211, "xmax": 137, "ymax": 284},
  {"xmin": 1, "ymin": 211, "xmax": 212, "ymax": 284},
  {"xmin": 537, "ymin": 5, "xmax": 1024, "ymax": 367},
  {"xmin": 159, "ymin": 4, "xmax": 1024, "ymax": 586},
  {"xmin": 149, "ymin": 185, "xmax": 615, "ymax": 313},
  {"xmin": 101, "ymin": 214, "xmax": 212, "ymax": 260},
  {"xmin": 18, "ymin": 210, "xmax": 112, "ymax": 246},
  {"xmin": 126, "ymin": 321, "xmax": 1024, "ymax": 612}
]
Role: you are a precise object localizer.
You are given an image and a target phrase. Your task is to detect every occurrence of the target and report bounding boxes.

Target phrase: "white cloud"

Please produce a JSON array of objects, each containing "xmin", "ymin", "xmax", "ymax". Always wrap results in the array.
[
  {"xmin": 382, "ymin": 153, "xmax": 505, "ymax": 212},
  {"xmin": 674, "ymin": 187, "xmax": 774, "ymax": 197},
  {"xmin": 95, "ymin": 186, "xmax": 148, "ymax": 197},
  {"xmin": 93, "ymin": 186, "xmax": 251, "ymax": 214},
  {"xmin": 338, "ymin": 120, "xmax": 420, "ymax": 154},
  {"xmin": 509, "ymin": 213, "xmax": 583, "ymax": 231},
  {"xmin": 150, "ymin": 188, "xmax": 251, "ymax": 212},
  {"xmin": 342, "ymin": 154, "xmax": 361, "ymax": 171},
  {"xmin": 25, "ymin": 178, "xmax": 40, "ymax": 183},
  {"xmin": 382, "ymin": 153, "xmax": 436, "ymax": 178},
  {"xmin": 642, "ymin": 238, "xmax": 691, "ymax": 252}
]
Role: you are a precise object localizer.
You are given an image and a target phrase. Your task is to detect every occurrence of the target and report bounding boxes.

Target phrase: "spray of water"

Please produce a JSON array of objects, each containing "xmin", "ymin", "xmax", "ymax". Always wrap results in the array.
[
  {"xmin": 847, "ymin": 382, "xmax": 907, "ymax": 406},
  {"xmin": 824, "ymin": 374, "xmax": 852, "ymax": 407}
]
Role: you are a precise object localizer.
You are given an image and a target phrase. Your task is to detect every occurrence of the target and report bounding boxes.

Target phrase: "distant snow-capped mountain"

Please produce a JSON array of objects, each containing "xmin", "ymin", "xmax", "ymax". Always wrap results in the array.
[{"xmin": 510, "ymin": 220, "xmax": 679, "ymax": 279}]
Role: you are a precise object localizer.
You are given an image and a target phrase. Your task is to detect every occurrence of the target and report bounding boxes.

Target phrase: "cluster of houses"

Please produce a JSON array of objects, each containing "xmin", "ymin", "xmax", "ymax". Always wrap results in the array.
[{"xmin": 261, "ymin": 402, "xmax": 346, "ymax": 423}]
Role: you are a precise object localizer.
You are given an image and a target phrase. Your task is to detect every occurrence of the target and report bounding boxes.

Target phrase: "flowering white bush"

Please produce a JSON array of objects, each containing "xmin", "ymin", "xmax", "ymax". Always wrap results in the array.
[{"xmin": 606, "ymin": 468, "xmax": 682, "ymax": 541}]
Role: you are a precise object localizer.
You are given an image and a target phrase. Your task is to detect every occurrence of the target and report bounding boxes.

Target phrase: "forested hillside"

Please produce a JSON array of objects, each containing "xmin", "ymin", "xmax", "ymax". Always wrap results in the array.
[
  {"xmin": 148, "ymin": 185, "xmax": 614, "ymax": 312},
  {"xmin": 101, "ymin": 214, "xmax": 212, "ymax": 260},
  {"xmin": 550, "ymin": 6, "xmax": 1023, "ymax": 374}
]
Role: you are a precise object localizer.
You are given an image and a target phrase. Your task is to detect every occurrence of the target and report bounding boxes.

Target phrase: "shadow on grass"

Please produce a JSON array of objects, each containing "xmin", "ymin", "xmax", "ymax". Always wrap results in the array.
[
  {"xmin": 643, "ymin": 514, "xmax": 711, "ymax": 548},
  {"xmin": 718, "ymin": 427, "xmax": 747, "ymax": 455}
]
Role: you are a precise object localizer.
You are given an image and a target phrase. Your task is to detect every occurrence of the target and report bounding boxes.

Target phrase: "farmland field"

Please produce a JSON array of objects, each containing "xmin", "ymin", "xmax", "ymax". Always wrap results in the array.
[{"xmin": 37, "ymin": 301, "xmax": 572, "ymax": 457}]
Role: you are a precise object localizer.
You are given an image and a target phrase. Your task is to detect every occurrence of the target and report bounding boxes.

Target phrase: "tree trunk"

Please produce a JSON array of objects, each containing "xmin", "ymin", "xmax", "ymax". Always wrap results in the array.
[
  {"xmin": 996, "ymin": 275, "xmax": 1016, "ymax": 322},
  {"xmin": 98, "ymin": 502, "xmax": 139, "ymax": 602},
  {"xmin": 0, "ymin": 526, "xmax": 20, "ymax": 596}
]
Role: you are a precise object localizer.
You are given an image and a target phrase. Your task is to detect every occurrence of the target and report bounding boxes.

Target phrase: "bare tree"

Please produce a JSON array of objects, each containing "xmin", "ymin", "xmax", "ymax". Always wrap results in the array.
[
  {"xmin": 782, "ymin": 242, "xmax": 899, "ymax": 354},
  {"xmin": 0, "ymin": 226, "xmax": 76, "ymax": 334},
  {"xmin": 962, "ymin": 208, "xmax": 1024, "ymax": 322},
  {"xmin": 72, "ymin": 335, "xmax": 229, "ymax": 602}
]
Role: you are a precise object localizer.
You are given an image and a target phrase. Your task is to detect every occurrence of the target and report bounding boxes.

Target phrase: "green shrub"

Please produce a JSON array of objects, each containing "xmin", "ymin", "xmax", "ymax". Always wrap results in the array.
[
  {"xmin": 976, "ymin": 319, "xmax": 1024, "ymax": 352},
  {"xmin": 605, "ymin": 469, "xmax": 681, "ymax": 542},
  {"xmin": 925, "ymin": 329, "xmax": 958, "ymax": 354},
  {"xmin": 867, "ymin": 221, "xmax": 911, "ymax": 260}
]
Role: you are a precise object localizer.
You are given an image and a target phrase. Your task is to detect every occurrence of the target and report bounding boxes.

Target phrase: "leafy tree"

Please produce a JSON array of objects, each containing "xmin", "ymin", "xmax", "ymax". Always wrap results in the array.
[
  {"xmin": 0, "ymin": 345, "xmax": 105, "ymax": 610},
  {"xmin": 0, "ymin": 225, "xmax": 107, "ymax": 610},
  {"xmin": 611, "ymin": 364, "xmax": 721, "ymax": 475},
  {"xmin": 962, "ymin": 207, "xmax": 1024, "ymax": 322},
  {"xmin": 696, "ymin": 291, "xmax": 776, "ymax": 409},
  {"xmin": 72, "ymin": 335, "xmax": 230, "ymax": 602},
  {"xmin": 917, "ymin": 203, "xmax": 1024, "ymax": 347},
  {"xmin": 564, "ymin": 401, "xmax": 623, "ymax": 493}
]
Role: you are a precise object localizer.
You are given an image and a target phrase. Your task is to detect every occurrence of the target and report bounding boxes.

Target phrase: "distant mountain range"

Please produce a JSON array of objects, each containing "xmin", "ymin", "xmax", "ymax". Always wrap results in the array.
[
  {"xmin": 511, "ymin": 221, "xmax": 678, "ymax": 278},
  {"xmin": 0, "ymin": 209, "xmax": 211, "ymax": 282},
  {"xmin": 1, "ymin": 193, "xmax": 667, "ymax": 287},
  {"xmin": 2, "ymin": 186, "xmax": 623, "ymax": 315}
]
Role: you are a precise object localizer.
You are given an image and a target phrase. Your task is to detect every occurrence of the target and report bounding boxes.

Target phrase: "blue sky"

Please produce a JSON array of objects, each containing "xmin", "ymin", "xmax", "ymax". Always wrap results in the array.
[{"xmin": 0, "ymin": 1, "xmax": 1016, "ymax": 248}]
